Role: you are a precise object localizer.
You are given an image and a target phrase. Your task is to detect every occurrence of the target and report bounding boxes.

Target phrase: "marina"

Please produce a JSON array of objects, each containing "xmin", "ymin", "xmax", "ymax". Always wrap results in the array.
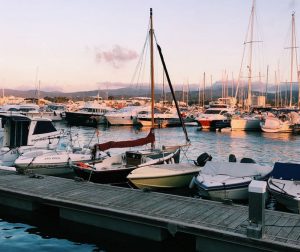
[{"xmin": 1, "ymin": 0, "xmax": 300, "ymax": 251}]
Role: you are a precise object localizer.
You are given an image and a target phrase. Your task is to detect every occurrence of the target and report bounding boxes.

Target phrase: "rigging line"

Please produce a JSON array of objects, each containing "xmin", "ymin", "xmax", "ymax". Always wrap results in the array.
[
  {"xmin": 130, "ymin": 32, "xmax": 149, "ymax": 88},
  {"xmin": 129, "ymin": 21, "xmax": 150, "ymax": 88},
  {"xmin": 136, "ymin": 39, "xmax": 149, "ymax": 89},
  {"xmin": 135, "ymin": 20, "xmax": 151, "ymax": 89},
  {"xmin": 87, "ymin": 127, "xmax": 97, "ymax": 148}
]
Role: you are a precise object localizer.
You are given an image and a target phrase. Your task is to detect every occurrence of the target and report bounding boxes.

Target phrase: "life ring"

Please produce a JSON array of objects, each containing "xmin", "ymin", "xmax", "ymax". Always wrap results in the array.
[{"xmin": 76, "ymin": 162, "xmax": 90, "ymax": 169}]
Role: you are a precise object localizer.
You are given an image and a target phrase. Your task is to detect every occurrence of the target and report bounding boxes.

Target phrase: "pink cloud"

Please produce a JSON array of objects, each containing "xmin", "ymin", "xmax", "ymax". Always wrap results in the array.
[{"xmin": 95, "ymin": 45, "xmax": 138, "ymax": 68}]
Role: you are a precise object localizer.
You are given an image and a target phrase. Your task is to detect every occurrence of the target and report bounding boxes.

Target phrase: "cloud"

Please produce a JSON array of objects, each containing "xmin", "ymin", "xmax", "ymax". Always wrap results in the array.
[{"xmin": 95, "ymin": 45, "xmax": 138, "ymax": 68}]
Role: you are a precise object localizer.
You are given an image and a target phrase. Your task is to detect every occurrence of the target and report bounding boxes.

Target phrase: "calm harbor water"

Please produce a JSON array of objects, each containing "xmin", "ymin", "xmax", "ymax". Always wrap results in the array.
[{"xmin": 1, "ymin": 122, "xmax": 300, "ymax": 251}]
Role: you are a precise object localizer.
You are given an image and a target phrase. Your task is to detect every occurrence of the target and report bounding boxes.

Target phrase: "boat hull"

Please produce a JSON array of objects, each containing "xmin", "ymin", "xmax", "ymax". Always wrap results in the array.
[
  {"xmin": 267, "ymin": 178, "xmax": 300, "ymax": 214},
  {"xmin": 73, "ymin": 148, "xmax": 181, "ymax": 184},
  {"xmin": 268, "ymin": 186, "xmax": 300, "ymax": 214},
  {"xmin": 74, "ymin": 165, "xmax": 136, "ymax": 183},
  {"xmin": 128, "ymin": 165, "xmax": 199, "ymax": 190},
  {"xmin": 106, "ymin": 115, "xmax": 135, "ymax": 126},
  {"xmin": 194, "ymin": 178, "xmax": 251, "ymax": 201},
  {"xmin": 65, "ymin": 112, "xmax": 106, "ymax": 127},
  {"xmin": 231, "ymin": 118, "xmax": 261, "ymax": 131}
]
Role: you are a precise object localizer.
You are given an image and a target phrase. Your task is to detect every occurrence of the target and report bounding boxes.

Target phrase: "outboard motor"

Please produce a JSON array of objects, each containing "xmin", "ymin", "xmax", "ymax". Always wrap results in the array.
[
  {"xmin": 229, "ymin": 154, "xmax": 237, "ymax": 162},
  {"xmin": 240, "ymin": 157, "xmax": 256, "ymax": 163},
  {"xmin": 194, "ymin": 152, "xmax": 212, "ymax": 167}
]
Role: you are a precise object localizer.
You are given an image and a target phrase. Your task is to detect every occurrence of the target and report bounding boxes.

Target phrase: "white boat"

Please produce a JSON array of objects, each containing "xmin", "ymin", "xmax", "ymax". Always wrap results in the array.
[
  {"xmin": 127, "ymin": 163, "xmax": 200, "ymax": 190},
  {"xmin": 267, "ymin": 162, "xmax": 300, "ymax": 214},
  {"xmin": 105, "ymin": 106, "xmax": 147, "ymax": 125},
  {"xmin": 231, "ymin": 115, "xmax": 262, "ymax": 131},
  {"xmin": 0, "ymin": 103, "xmax": 63, "ymax": 121},
  {"xmin": 260, "ymin": 116, "xmax": 293, "ymax": 133},
  {"xmin": 193, "ymin": 161, "xmax": 273, "ymax": 201},
  {"xmin": 14, "ymin": 138, "xmax": 102, "ymax": 175},
  {"xmin": 137, "ymin": 107, "xmax": 180, "ymax": 128},
  {"xmin": 0, "ymin": 114, "xmax": 63, "ymax": 166}
]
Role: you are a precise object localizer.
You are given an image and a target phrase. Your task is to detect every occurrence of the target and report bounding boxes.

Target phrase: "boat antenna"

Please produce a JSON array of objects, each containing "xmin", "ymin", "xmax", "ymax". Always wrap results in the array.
[{"xmin": 155, "ymin": 41, "xmax": 190, "ymax": 143}]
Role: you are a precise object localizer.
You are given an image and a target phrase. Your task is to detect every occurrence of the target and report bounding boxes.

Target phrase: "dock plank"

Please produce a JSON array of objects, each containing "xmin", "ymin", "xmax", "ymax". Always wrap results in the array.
[{"xmin": 0, "ymin": 173, "xmax": 300, "ymax": 250}]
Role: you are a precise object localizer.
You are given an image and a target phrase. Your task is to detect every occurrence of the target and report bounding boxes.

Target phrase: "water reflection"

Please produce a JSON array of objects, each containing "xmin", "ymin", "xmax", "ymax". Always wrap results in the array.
[{"xmin": 261, "ymin": 132, "xmax": 297, "ymax": 141}]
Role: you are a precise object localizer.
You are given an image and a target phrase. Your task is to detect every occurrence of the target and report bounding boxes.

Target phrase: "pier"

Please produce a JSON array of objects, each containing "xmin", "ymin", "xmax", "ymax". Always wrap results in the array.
[{"xmin": 0, "ymin": 170, "xmax": 299, "ymax": 251}]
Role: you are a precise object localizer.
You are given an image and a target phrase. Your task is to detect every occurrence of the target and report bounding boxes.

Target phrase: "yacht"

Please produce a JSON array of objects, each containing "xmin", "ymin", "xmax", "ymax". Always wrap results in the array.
[
  {"xmin": 65, "ymin": 101, "xmax": 115, "ymax": 127},
  {"xmin": 105, "ymin": 106, "xmax": 147, "ymax": 126},
  {"xmin": 195, "ymin": 107, "xmax": 234, "ymax": 130},
  {"xmin": 0, "ymin": 114, "xmax": 63, "ymax": 166}
]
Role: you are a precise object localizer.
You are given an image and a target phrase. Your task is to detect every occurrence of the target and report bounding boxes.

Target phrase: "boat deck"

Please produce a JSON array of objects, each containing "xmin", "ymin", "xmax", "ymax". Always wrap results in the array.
[{"xmin": 0, "ymin": 170, "xmax": 299, "ymax": 251}]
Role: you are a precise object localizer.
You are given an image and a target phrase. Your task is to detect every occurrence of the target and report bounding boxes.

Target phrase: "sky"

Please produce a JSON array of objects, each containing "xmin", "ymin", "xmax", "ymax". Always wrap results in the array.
[{"xmin": 0, "ymin": 0, "xmax": 299, "ymax": 92}]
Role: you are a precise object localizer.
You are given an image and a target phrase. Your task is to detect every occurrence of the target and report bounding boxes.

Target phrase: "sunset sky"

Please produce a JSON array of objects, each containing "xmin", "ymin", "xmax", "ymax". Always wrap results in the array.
[{"xmin": 0, "ymin": 0, "xmax": 299, "ymax": 92}]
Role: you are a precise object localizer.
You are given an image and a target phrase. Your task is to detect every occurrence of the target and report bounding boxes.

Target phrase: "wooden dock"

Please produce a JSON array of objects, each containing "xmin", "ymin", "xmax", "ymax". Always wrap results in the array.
[{"xmin": 0, "ymin": 170, "xmax": 299, "ymax": 252}]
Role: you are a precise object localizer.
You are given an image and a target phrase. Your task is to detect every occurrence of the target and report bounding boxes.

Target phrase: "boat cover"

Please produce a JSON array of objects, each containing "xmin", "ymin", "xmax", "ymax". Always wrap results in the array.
[
  {"xmin": 94, "ymin": 129, "xmax": 155, "ymax": 152},
  {"xmin": 201, "ymin": 161, "xmax": 273, "ymax": 177},
  {"xmin": 270, "ymin": 162, "xmax": 300, "ymax": 180}
]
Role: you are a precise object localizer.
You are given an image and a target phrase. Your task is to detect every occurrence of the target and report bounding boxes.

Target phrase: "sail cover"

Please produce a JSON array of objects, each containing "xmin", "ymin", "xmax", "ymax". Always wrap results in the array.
[{"xmin": 94, "ymin": 129, "xmax": 155, "ymax": 151}]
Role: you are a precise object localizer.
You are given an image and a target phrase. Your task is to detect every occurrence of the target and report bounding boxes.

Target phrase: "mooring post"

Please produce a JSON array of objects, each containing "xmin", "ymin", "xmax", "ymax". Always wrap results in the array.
[{"xmin": 247, "ymin": 180, "xmax": 267, "ymax": 239}]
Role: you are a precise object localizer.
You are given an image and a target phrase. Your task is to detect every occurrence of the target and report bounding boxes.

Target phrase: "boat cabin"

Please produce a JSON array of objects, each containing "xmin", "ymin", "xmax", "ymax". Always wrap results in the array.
[{"xmin": 0, "ymin": 114, "xmax": 60, "ymax": 148}]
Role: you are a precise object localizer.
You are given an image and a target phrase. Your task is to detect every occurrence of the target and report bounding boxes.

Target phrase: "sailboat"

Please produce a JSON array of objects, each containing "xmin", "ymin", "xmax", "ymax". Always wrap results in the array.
[
  {"xmin": 260, "ymin": 13, "xmax": 300, "ymax": 133},
  {"xmin": 230, "ymin": 0, "xmax": 263, "ymax": 131},
  {"xmin": 71, "ymin": 9, "xmax": 184, "ymax": 184},
  {"xmin": 127, "ymin": 9, "xmax": 197, "ymax": 190}
]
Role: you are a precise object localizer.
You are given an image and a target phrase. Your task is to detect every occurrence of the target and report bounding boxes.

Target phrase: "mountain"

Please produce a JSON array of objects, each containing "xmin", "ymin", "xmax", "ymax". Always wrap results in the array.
[{"xmin": 2, "ymin": 81, "xmax": 298, "ymax": 102}]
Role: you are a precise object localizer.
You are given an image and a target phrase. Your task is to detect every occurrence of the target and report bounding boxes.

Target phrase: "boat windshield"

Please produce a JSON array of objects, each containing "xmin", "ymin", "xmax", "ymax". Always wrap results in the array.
[{"xmin": 56, "ymin": 139, "xmax": 70, "ymax": 151}]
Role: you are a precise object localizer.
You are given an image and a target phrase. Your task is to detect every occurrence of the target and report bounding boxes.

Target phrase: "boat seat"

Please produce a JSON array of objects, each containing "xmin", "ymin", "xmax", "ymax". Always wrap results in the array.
[
  {"xmin": 229, "ymin": 154, "xmax": 237, "ymax": 162},
  {"xmin": 240, "ymin": 157, "xmax": 256, "ymax": 164}
]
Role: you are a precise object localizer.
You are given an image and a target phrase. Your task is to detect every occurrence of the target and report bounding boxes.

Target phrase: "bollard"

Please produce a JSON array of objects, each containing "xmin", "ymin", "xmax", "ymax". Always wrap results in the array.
[{"xmin": 247, "ymin": 180, "xmax": 267, "ymax": 239}]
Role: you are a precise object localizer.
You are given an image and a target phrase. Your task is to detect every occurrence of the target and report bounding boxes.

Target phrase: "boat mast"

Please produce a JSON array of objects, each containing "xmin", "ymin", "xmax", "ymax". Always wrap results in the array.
[
  {"xmin": 265, "ymin": 65, "xmax": 269, "ymax": 103},
  {"xmin": 210, "ymin": 75, "xmax": 213, "ymax": 101},
  {"xmin": 290, "ymin": 13, "xmax": 295, "ymax": 107},
  {"xmin": 247, "ymin": 0, "xmax": 255, "ymax": 110},
  {"xmin": 203, "ymin": 72, "xmax": 205, "ymax": 107},
  {"xmin": 150, "ymin": 8, "xmax": 155, "ymax": 129},
  {"xmin": 286, "ymin": 12, "xmax": 300, "ymax": 108}
]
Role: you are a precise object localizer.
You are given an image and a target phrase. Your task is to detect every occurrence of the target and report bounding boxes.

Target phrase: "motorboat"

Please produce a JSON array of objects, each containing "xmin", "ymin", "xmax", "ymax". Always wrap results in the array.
[
  {"xmin": 105, "ymin": 106, "xmax": 147, "ymax": 126},
  {"xmin": 267, "ymin": 162, "xmax": 300, "ymax": 214},
  {"xmin": 192, "ymin": 159, "xmax": 273, "ymax": 201},
  {"xmin": 0, "ymin": 114, "xmax": 63, "ymax": 166},
  {"xmin": 14, "ymin": 138, "xmax": 103, "ymax": 176},
  {"xmin": 195, "ymin": 107, "xmax": 234, "ymax": 130},
  {"xmin": 65, "ymin": 101, "xmax": 115, "ymax": 127},
  {"xmin": 0, "ymin": 103, "xmax": 63, "ymax": 121},
  {"xmin": 127, "ymin": 162, "xmax": 200, "ymax": 190},
  {"xmin": 137, "ymin": 107, "xmax": 181, "ymax": 128},
  {"xmin": 260, "ymin": 115, "xmax": 293, "ymax": 133}
]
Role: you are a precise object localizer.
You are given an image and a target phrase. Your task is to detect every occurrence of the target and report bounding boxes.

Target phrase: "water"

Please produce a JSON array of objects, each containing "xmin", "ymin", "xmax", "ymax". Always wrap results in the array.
[{"xmin": 1, "ymin": 122, "xmax": 300, "ymax": 251}]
